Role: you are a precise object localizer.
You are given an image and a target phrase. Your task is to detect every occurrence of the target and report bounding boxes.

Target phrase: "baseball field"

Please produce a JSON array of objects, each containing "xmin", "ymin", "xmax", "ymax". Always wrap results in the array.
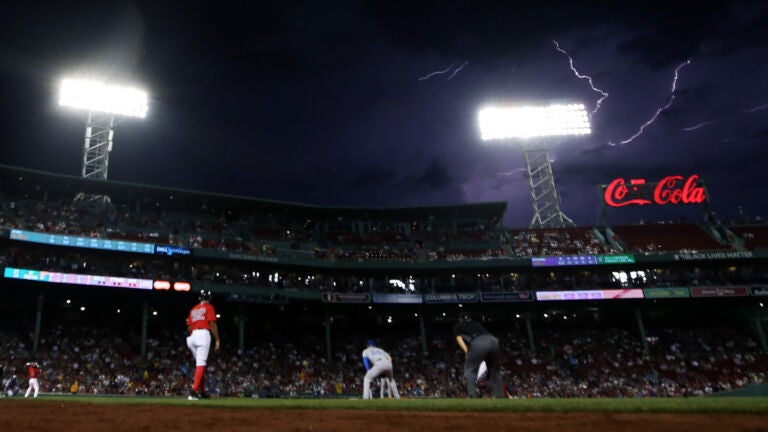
[{"xmin": 2, "ymin": 396, "xmax": 768, "ymax": 432}]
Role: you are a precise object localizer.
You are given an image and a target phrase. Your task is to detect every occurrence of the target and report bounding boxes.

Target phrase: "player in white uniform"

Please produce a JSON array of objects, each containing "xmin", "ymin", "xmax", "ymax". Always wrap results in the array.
[
  {"xmin": 361, "ymin": 340, "xmax": 400, "ymax": 400},
  {"xmin": 379, "ymin": 376, "xmax": 392, "ymax": 398}
]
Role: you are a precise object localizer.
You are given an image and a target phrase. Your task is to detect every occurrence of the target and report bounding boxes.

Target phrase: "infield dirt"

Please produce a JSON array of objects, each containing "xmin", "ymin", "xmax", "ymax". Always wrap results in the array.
[{"xmin": 2, "ymin": 400, "xmax": 768, "ymax": 432}]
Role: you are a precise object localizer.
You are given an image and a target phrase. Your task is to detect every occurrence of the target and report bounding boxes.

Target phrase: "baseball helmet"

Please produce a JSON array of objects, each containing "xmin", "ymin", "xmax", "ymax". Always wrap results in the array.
[
  {"xmin": 366, "ymin": 339, "xmax": 375, "ymax": 346},
  {"xmin": 199, "ymin": 290, "xmax": 212, "ymax": 302}
]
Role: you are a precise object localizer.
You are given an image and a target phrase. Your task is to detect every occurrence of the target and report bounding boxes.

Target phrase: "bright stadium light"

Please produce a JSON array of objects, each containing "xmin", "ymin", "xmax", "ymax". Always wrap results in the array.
[
  {"xmin": 478, "ymin": 103, "xmax": 590, "ymax": 141},
  {"xmin": 58, "ymin": 76, "xmax": 149, "ymax": 186},
  {"xmin": 59, "ymin": 78, "xmax": 148, "ymax": 118},
  {"xmin": 477, "ymin": 102, "xmax": 591, "ymax": 229}
]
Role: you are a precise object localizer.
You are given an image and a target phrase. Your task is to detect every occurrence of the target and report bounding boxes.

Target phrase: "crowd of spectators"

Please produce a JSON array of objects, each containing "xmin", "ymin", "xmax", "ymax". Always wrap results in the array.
[
  {"xmin": 506, "ymin": 228, "xmax": 614, "ymax": 257},
  {"xmin": 1, "ymin": 321, "xmax": 765, "ymax": 399},
  {"xmin": 2, "ymin": 195, "xmax": 755, "ymax": 267}
]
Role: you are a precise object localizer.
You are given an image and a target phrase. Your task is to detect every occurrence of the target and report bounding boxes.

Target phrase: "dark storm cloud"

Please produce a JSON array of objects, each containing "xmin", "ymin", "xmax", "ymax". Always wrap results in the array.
[
  {"xmin": 347, "ymin": 167, "xmax": 396, "ymax": 190},
  {"xmin": 750, "ymin": 128, "xmax": 768, "ymax": 140},
  {"xmin": 365, "ymin": 1, "xmax": 767, "ymax": 68},
  {"xmin": 365, "ymin": 1, "xmax": 606, "ymax": 61},
  {"xmin": 2, "ymin": 0, "xmax": 768, "ymax": 228},
  {"xmin": 411, "ymin": 159, "xmax": 453, "ymax": 190}
]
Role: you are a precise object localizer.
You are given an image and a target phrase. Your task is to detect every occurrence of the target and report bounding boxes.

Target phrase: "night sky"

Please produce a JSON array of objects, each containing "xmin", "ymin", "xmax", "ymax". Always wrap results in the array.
[{"xmin": 1, "ymin": 1, "xmax": 767, "ymax": 228}]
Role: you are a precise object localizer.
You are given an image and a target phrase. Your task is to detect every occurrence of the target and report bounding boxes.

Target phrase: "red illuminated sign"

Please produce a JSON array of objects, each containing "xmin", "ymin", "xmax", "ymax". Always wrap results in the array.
[
  {"xmin": 173, "ymin": 281, "xmax": 191, "ymax": 292},
  {"xmin": 153, "ymin": 280, "xmax": 171, "ymax": 290},
  {"xmin": 604, "ymin": 174, "xmax": 707, "ymax": 207}
]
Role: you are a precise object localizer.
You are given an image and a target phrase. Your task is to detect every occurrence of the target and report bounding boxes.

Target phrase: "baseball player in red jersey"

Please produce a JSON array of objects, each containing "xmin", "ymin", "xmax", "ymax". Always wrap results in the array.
[
  {"xmin": 24, "ymin": 361, "xmax": 41, "ymax": 398},
  {"xmin": 186, "ymin": 290, "xmax": 220, "ymax": 400}
]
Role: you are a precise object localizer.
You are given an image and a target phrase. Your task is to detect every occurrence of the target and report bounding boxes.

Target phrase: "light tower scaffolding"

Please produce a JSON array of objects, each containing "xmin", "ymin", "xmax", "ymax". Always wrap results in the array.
[
  {"xmin": 524, "ymin": 146, "xmax": 575, "ymax": 228},
  {"xmin": 82, "ymin": 112, "xmax": 115, "ymax": 180}
]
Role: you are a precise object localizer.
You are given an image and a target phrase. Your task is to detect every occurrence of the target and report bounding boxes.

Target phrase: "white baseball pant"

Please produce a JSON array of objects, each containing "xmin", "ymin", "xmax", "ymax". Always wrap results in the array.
[
  {"xmin": 363, "ymin": 361, "xmax": 400, "ymax": 399},
  {"xmin": 25, "ymin": 378, "xmax": 39, "ymax": 398},
  {"xmin": 186, "ymin": 329, "xmax": 212, "ymax": 366}
]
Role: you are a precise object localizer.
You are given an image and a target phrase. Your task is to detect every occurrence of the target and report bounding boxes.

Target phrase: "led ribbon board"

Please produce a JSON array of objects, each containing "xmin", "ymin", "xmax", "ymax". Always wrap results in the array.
[
  {"xmin": 4, "ymin": 267, "xmax": 153, "ymax": 290},
  {"xmin": 10, "ymin": 229, "xmax": 156, "ymax": 254},
  {"xmin": 536, "ymin": 289, "xmax": 644, "ymax": 301},
  {"xmin": 531, "ymin": 254, "xmax": 635, "ymax": 267}
]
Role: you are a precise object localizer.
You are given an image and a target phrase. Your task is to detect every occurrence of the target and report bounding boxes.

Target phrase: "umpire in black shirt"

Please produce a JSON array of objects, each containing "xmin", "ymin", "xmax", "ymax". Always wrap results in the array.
[{"xmin": 453, "ymin": 311, "xmax": 504, "ymax": 398}]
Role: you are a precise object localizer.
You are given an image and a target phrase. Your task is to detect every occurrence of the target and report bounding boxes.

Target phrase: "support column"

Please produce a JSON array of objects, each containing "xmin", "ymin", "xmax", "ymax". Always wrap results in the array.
[
  {"xmin": 324, "ymin": 310, "xmax": 332, "ymax": 362},
  {"xmin": 238, "ymin": 307, "xmax": 246, "ymax": 354},
  {"xmin": 635, "ymin": 308, "xmax": 649, "ymax": 356},
  {"xmin": 140, "ymin": 301, "xmax": 149, "ymax": 358},
  {"xmin": 754, "ymin": 316, "xmax": 768, "ymax": 354},
  {"xmin": 33, "ymin": 294, "xmax": 44, "ymax": 355},
  {"xmin": 419, "ymin": 313, "xmax": 427, "ymax": 354},
  {"xmin": 525, "ymin": 316, "xmax": 535, "ymax": 353}
]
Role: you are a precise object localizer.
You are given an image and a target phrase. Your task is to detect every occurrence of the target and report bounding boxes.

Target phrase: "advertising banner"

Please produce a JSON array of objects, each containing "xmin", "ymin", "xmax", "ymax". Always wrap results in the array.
[
  {"xmin": 536, "ymin": 289, "xmax": 644, "ymax": 301},
  {"xmin": 603, "ymin": 174, "xmax": 707, "ymax": 207},
  {"xmin": 673, "ymin": 251, "xmax": 754, "ymax": 261},
  {"xmin": 155, "ymin": 245, "xmax": 192, "ymax": 256},
  {"xmin": 423, "ymin": 293, "xmax": 479, "ymax": 304},
  {"xmin": 480, "ymin": 291, "xmax": 534, "ymax": 303},
  {"xmin": 372, "ymin": 293, "xmax": 423, "ymax": 304},
  {"xmin": 643, "ymin": 287, "xmax": 690, "ymax": 299},
  {"xmin": 321, "ymin": 292, "xmax": 370, "ymax": 303},
  {"xmin": 689, "ymin": 286, "xmax": 749, "ymax": 297}
]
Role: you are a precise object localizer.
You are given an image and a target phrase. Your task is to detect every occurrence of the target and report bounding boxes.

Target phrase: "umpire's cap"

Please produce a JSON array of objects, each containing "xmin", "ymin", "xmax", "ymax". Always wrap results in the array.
[{"xmin": 199, "ymin": 290, "xmax": 212, "ymax": 302}]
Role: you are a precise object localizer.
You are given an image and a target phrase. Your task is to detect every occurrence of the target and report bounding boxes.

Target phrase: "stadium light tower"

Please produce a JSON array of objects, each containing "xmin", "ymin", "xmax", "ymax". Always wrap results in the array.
[
  {"xmin": 478, "ymin": 103, "xmax": 591, "ymax": 228},
  {"xmin": 58, "ymin": 78, "xmax": 148, "ymax": 181}
]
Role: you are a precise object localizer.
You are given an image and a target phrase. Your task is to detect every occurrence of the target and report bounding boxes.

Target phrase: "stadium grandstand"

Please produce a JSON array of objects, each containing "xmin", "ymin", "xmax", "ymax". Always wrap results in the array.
[{"xmin": 1, "ymin": 163, "xmax": 767, "ymax": 399}]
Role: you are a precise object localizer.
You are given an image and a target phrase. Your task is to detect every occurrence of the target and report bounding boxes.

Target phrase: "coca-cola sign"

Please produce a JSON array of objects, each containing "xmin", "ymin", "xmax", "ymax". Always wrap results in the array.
[{"xmin": 603, "ymin": 174, "xmax": 707, "ymax": 207}]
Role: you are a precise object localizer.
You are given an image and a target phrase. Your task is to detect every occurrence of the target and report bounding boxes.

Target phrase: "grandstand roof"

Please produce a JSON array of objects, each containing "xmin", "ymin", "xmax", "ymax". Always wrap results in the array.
[{"xmin": 0, "ymin": 163, "xmax": 507, "ymax": 222}]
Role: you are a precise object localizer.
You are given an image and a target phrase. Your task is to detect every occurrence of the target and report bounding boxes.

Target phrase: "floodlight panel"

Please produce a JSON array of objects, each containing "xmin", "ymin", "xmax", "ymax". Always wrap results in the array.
[
  {"xmin": 479, "ymin": 103, "xmax": 590, "ymax": 140},
  {"xmin": 59, "ymin": 79, "xmax": 148, "ymax": 118}
]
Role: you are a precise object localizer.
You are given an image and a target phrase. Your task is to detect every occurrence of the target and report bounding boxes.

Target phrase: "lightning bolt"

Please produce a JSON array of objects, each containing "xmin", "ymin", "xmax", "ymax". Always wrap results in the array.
[
  {"xmin": 418, "ymin": 61, "xmax": 459, "ymax": 81},
  {"xmin": 682, "ymin": 120, "xmax": 720, "ymax": 131},
  {"xmin": 552, "ymin": 40, "xmax": 609, "ymax": 118},
  {"xmin": 743, "ymin": 103, "xmax": 768, "ymax": 113},
  {"xmin": 447, "ymin": 61, "xmax": 469, "ymax": 80},
  {"xmin": 495, "ymin": 168, "xmax": 527, "ymax": 176},
  {"xmin": 681, "ymin": 103, "xmax": 768, "ymax": 132},
  {"xmin": 608, "ymin": 59, "xmax": 691, "ymax": 146}
]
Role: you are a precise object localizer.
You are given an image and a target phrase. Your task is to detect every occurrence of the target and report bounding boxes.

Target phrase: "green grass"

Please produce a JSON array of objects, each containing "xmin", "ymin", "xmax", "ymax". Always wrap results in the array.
[{"xmin": 7, "ymin": 395, "xmax": 768, "ymax": 414}]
